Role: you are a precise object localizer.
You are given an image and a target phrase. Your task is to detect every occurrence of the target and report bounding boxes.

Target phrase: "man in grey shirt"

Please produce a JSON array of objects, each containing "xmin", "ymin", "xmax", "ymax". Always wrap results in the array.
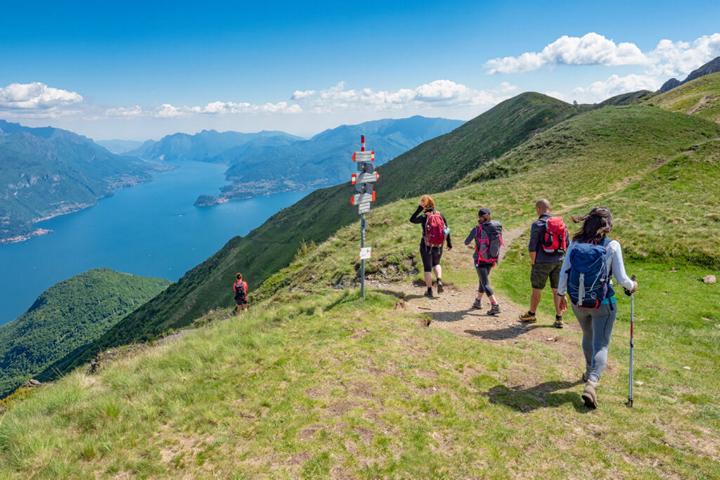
[{"xmin": 519, "ymin": 199, "xmax": 565, "ymax": 328}]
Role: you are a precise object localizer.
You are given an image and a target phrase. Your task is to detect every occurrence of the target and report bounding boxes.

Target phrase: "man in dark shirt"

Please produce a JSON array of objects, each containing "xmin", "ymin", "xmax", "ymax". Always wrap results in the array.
[{"xmin": 519, "ymin": 199, "xmax": 565, "ymax": 328}]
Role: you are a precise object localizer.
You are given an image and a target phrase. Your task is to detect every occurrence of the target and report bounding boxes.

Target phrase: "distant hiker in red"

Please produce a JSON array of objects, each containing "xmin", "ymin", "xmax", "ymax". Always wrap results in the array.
[
  {"xmin": 519, "ymin": 199, "xmax": 568, "ymax": 328},
  {"xmin": 410, "ymin": 195, "xmax": 452, "ymax": 298},
  {"xmin": 233, "ymin": 273, "xmax": 249, "ymax": 314},
  {"xmin": 464, "ymin": 208, "xmax": 503, "ymax": 315}
]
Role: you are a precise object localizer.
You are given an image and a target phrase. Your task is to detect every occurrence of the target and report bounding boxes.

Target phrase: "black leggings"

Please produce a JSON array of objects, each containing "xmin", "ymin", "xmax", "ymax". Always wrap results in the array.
[
  {"xmin": 420, "ymin": 243, "xmax": 443, "ymax": 273},
  {"xmin": 475, "ymin": 263, "xmax": 494, "ymax": 296}
]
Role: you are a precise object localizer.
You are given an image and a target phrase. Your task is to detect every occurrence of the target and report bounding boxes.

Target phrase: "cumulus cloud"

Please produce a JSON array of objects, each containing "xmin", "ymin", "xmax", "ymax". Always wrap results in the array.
[
  {"xmin": 0, "ymin": 82, "xmax": 83, "ymax": 116},
  {"xmin": 487, "ymin": 31, "xmax": 720, "ymax": 81},
  {"xmin": 486, "ymin": 33, "xmax": 647, "ymax": 74},
  {"xmin": 572, "ymin": 74, "xmax": 661, "ymax": 103},
  {"xmin": 648, "ymin": 33, "xmax": 720, "ymax": 78},
  {"xmin": 292, "ymin": 80, "xmax": 513, "ymax": 113}
]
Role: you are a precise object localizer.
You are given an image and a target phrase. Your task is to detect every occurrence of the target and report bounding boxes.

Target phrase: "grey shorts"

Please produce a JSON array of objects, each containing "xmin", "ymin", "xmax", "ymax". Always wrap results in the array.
[{"xmin": 531, "ymin": 262, "xmax": 562, "ymax": 290}]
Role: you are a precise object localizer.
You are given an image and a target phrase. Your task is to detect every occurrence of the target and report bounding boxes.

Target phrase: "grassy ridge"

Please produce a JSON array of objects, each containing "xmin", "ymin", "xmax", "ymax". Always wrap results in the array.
[
  {"xmin": 0, "ymin": 269, "xmax": 168, "ymax": 398},
  {"xmin": 650, "ymin": 72, "xmax": 720, "ymax": 124},
  {"xmin": 44, "ymin": 93, "xmax": 578, "ymax": 376}
]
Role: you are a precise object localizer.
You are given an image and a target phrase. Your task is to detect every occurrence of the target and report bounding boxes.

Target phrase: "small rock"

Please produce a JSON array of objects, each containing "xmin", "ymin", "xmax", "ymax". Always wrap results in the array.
[
  {"xmin": 546, "ymin": 337, "xmax": 558, "ymax": 342},
  {"xmin": 683, "ymin": 366, "xmax": 692, "ymax": 371},
  {"xmin": 669, "ymin": 268, "xmax": 678, "ymax": 273},
  {"xmin": 703, "ymin": 275, "xmax": 717, "ymax": 284},
  {"xmin": 25, "ymin": 379, "xmax": 42, "ymax": 387},
  {"xmin": 635, "ymin": 381, "xmax": 644, "ymax": 386}
]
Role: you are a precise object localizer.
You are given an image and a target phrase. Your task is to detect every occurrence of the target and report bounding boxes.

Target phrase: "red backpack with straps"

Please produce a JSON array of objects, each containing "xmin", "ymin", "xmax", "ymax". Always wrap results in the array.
[
  {"xmin": 424, "ymin": 211, "xmax": 446, "ymax": 247},
  {"xmin": 233, "ymin": 280, "xmax": 248, "ymax": 298},
  {"xmin": 542, "ymin": 217, "xmax": 568, "ymax": 254}
]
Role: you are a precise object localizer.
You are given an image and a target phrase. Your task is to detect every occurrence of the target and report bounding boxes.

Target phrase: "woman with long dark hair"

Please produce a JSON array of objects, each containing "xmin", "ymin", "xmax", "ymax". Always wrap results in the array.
[{"xmin": 556, "ymin": 207, "xmax": 637, "ymax": 409}]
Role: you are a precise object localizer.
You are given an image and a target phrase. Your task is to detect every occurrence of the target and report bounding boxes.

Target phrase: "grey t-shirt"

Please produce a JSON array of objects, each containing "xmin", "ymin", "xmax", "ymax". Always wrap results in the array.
[{"xmin": 528, "ymin": 214, "xmax": 564, "ymax": 264}]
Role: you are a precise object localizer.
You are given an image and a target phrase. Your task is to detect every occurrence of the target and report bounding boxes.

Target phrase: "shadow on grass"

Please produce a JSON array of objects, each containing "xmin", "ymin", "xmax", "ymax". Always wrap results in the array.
[
  {"xmin": 485, "ymin": 380, "xmax": 587, "ymax": 413},
  {"xmin": 464, "ymin": 323, "xmax": 554, "ymax": 340}
]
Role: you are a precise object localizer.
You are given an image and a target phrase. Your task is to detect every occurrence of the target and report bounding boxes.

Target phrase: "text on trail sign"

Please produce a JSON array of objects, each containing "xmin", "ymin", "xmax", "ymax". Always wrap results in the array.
[{"xmin": 350, "ymin": 134, "xmax": 379, "ymax": 299}]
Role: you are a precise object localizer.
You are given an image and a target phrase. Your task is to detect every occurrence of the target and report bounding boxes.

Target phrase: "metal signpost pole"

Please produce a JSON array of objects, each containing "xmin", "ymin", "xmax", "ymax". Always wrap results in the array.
[
  {"xmin": 350, "ymin": 134, "xmax": 378, "ymax": 300},
  {"xmin": 360, "ymin": 213, "xmax": 366, "ymax": 299}
]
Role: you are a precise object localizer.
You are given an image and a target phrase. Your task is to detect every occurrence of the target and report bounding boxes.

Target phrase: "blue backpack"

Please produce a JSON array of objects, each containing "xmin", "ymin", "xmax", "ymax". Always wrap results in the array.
[{"xmin": 567, "ymin": 238, "xmax": 614, "ymax": 308}]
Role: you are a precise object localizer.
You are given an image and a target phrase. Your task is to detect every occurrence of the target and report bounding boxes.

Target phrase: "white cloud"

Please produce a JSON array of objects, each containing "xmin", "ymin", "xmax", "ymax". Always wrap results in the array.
[
  {"xmin": 188, "ymin": 100, "xmax": 302, "ymax": 115},
  {"xmin": 292, "ymin": 80, "xmax": 514, "ymax": 113},
  {"xmin": 572, "ymin": 74, "xmax": 661, "ymax": 103},
  {"xmin": 105, "ymin": 105, "xmax": 144, "ymax": 117},
  {"xmin": 486, "ymin": 33, "xmax": 647, "ymax": 74},
  {"xmin": 0, "ymin": 82, "xmax": 83, "ymax": 116},
  {"xmin": 648, "ymin": 33, "xmax": 720, "ymax": 78}
]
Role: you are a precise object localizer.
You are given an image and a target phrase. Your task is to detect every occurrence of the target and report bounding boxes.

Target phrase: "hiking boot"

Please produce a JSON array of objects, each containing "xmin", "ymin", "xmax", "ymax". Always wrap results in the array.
[
  {"xmin": 519, "ymin": 311, "xmax": 537, "ymax": 323},
  {"xmin": 582, "ymin": 380, "xmax": 599, "ymax": 409},
  {"xmin": 437, "ymin": 279, "xmax": 445, "ymax": 294},
  {"xmin": 554, "ymin": 316, "xmax": 564, "ymax": 329},
  {"xmin": 486, "ymin": 304, "xmax": 500, "ymax": 316},
  {"xmin": 424, "ymin": 288, "xmax": 433, "ymax": 299},
  {"xmin": 471, "ymin": 299, "xmax": 483, "ymax": 310}
]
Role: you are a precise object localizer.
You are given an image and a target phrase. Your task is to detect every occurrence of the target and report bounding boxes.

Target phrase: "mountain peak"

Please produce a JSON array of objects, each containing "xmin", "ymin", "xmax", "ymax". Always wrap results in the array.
[{"xmin": 659, "ymin": 56, "xmax": 720, "ymax": 93}]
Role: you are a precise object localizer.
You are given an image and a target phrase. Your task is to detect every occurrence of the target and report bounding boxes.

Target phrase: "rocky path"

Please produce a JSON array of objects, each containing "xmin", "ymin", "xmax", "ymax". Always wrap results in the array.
[{"xmin": 370, "ymin": 226, "xmax": 582, "ymax": 362}]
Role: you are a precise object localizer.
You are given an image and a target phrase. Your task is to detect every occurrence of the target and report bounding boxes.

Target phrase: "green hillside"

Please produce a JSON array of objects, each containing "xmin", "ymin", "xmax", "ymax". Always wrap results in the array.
[
  {"xmin": 650, "ymin": 72, "xmax": 720, "ymax": 124},
  {"xmin": 0, "ymin": 120, "xmax": 154, "ymax": 242},
  {"xmin": 43, "ymin": 93, "xmax": 579, "ymax": 376},
  {"xmin": 1, "ymin": 96, "xmax": 718, "ymax": 478},
  {"xmin": 0, "ymin": 269, "xmax": 169, "ymax": 398}
]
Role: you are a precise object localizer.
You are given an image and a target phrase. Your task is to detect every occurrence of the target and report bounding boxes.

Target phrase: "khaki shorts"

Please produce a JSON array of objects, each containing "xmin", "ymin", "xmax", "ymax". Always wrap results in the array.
[{"xmin": 531, "ymin": 262, "xmax": 562, "ymax": 290}]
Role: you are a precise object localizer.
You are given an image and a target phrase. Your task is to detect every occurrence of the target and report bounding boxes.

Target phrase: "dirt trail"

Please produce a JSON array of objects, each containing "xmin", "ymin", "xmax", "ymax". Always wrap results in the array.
[{"xmin": 370, "ymin": 226, "xmax": 581, "ymax": 362}]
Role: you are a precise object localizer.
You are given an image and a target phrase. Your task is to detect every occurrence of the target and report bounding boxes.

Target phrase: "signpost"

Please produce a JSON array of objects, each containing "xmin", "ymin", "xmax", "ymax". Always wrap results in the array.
[{"xmin": 350, "ymin": 135, "xmax": 379, "ymax": 299}]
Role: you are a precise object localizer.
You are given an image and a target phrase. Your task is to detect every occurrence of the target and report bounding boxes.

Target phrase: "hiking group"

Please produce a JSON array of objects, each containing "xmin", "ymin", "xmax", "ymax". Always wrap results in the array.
[{"xmin": 410, "ymin": 196, "xmax": 638, "ymax": 409}]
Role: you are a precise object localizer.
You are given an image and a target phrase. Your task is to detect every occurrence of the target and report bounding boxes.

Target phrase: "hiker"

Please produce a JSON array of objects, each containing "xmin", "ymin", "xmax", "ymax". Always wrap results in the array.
[
  {"xmin": 519, "ymin": 199, "xmax": 568, "ymax": 328},
  {"xmin": 410, "ymin": 195, "xmax": 452, "ymax": 298},
  {"xmin": 464, "ymin": 208, "xmax": 503, "ymax": 315},
  {"xmin": 556, "ymin": 207, "xmax": 638, "ymax": 409},
  {"xmin": 233, "ymin": 273, "xmax": 249, "ymax": 314}
]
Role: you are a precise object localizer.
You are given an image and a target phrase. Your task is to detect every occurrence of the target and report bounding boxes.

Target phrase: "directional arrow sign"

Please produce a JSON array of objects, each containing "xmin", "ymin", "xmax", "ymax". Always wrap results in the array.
[
  {"xmin": 352, "ymin": 151, "xmax": 375, "ymax": 162},
  {"xmin": 356, "ymin": 172, "xmax": 378, "ymax": 184}
]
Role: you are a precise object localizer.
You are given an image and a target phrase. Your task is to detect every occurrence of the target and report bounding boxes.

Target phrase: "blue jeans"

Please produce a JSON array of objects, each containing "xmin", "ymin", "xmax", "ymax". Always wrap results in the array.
[{"xmin": 571, "ymin": 302, "xmax": 617, "ymax": 383}]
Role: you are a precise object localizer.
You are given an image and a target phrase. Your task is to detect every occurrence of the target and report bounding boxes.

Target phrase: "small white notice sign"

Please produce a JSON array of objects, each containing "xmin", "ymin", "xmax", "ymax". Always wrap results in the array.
[{"xmin": 360, "ymin": 247, "xmax": 372, "ymax": 260}]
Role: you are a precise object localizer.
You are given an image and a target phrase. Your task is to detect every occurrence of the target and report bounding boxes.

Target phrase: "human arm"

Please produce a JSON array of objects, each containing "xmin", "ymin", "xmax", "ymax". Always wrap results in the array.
[
  {"xmin": 556, "ymin": 243, "xmax": 573, "ymax": 297},
  {"xmin": 528, "ymin": 221, "xmax": 540, "ymax": 264},
  {"xmin": 410, "ymin": 205, "xmax": 424, "ymax": 224},
  {"xmin": 464, "ymin": 227, "xmax": 476, "ymax": 248},
  {"xmin": 609, "ymin": 241, "xmax": 637, "ymax": 293}
]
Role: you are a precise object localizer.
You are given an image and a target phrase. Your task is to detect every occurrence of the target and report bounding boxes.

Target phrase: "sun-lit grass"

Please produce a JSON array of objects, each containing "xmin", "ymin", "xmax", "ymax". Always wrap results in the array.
[{"xmin": 649, "ymin": 72, "xmax": 720, "ymax": 124}]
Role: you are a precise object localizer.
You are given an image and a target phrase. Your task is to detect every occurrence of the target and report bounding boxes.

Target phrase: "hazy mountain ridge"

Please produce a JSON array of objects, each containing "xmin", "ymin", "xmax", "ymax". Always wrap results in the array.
[{"xmin": 0, "ymin": 120, "xmax": 156, "ymax": 243}]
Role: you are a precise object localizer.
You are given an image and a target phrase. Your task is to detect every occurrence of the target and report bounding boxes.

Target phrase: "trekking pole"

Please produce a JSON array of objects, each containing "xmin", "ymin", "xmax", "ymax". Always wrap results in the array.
[{"xmin": 626, "ymin": 274, "xmax": 637, "ymax": 408}]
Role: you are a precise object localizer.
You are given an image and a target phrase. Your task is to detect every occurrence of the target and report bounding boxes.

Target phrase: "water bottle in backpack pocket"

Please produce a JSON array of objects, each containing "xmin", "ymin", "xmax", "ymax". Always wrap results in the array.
[{"xmin": 567, "ymin": 238, "xmax": 614, "ymax": 308}]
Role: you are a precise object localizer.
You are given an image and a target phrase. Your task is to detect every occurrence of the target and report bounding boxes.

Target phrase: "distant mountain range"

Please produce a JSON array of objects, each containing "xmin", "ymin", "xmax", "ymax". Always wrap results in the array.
[
  {"xmin": 0, "ymin": 120, "xmax": 156, "ymax": 243},
  {"xmin": 660, "ymin": 56, "xmax": 720, "ymax": 92},
  {"xmin": 216, "ymin": 116, "xmax": 464, "ymax": 201},
  {"xmin": 128, "ymin": 130, "xmax": 302, "ymax": 163}
]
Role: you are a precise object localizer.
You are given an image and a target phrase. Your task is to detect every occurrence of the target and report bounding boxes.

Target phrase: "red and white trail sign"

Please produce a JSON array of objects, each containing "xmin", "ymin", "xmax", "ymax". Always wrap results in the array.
[{"xmin": 349, "ymin": 135, "xmax": 379, "ymax": 298}]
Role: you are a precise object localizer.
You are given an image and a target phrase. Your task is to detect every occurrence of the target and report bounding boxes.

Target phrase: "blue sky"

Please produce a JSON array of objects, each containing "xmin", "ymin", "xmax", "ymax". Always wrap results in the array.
[{"xmin": 1, "ymin": 0, "xmax": 719, "ymax": 139}]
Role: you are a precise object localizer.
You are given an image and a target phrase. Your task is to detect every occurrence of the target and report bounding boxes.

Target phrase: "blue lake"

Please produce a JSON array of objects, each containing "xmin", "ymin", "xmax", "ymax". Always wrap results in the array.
[{"xmin": 0, "ymin": 161, "xmax": 309, "ymax": 325}]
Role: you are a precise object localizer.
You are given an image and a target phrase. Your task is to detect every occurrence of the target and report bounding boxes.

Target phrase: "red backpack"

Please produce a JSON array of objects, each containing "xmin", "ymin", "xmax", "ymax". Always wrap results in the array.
[
  {"xmin": 424, "ymin": 211, "xmax": 446, "ymax": 247},
  {"xmin": 234, "ymin": 280, "xmax": 248, "ymax": 298},
  {"xmin": 542, "ymin": 217, "xmax": 568, "ymax": 254}
]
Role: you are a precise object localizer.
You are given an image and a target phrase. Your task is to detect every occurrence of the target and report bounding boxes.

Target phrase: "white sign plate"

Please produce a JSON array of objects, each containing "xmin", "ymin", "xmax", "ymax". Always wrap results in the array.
[
  {"xmin": 358, "ymin": 202, "xmax": 371, "ymax": 214},
  {"xmin": 354, "ymin": 151, "xmax": 374, "ymax": 162},
  {"xmin": 356, "ymin": 172, "xmax": 377, "ymax": 183},
  {"xmin": 360, "ymin": 247, "xmax": 372, "ymax": 260}
]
